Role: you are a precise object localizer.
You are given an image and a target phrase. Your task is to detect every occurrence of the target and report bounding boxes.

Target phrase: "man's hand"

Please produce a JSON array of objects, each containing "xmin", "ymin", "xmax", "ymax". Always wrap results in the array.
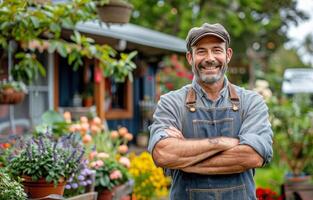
[{"xmin": 181, "ymin": 144, "xmax": 264, "ymax": 174}]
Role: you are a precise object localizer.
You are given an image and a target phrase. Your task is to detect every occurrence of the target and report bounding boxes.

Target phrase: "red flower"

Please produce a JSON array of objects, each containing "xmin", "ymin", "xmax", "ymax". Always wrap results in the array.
[
  {"xmin": 256, "ymin": 187, "xmax": 280, "ymax": 200},
  {"xmin": 165, "ymin": 82, "xmax": 174, "ymax": 90}
]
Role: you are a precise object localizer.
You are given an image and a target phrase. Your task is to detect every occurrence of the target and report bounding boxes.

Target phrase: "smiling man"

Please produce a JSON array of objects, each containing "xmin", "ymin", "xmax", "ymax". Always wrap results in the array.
[{"xmin": 148, "ymin": 23, "xmax": 273, "ymax": 200}]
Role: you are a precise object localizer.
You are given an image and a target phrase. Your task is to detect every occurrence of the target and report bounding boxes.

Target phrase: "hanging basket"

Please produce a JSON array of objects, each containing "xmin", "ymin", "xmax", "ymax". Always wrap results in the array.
[
  {"xmin": 97, "ymin": 1, "xmax": 133, "ymax": 24},
  {"xmin": 0, "ymin": 89, "xmax": 25, "ymax": 105}
]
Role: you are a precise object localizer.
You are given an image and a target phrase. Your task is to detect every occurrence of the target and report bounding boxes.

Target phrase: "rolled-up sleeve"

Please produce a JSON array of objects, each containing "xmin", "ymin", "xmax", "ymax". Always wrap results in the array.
[
  {"xmin": 148, "ymin": 91, "xmax": 184, "ymax": 153},
  {"xmin": 238, "ymin": 93, "xmax": 273, "ymax": 166}
]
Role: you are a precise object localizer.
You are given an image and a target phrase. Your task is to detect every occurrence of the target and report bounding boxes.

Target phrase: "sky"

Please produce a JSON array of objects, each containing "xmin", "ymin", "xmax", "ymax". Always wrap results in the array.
[{"xmin": 287, "ymin": 0, "xmax": 313, "ymax": 64}]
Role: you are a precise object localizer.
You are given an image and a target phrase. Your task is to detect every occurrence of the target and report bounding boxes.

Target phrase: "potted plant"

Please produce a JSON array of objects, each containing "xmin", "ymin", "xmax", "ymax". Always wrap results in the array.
[
  {"xmin": 0, "ymin": 168, "xmax": 27, "ymax": 200},
  {"xmin": 84, "ymin": 127, "xmax": 134, "ymax": 200},
  {"xmin": 95, "ymin": 0, "xmax": 133, "ymax": 24},
  {"xmin": 136, "ymin": 132, "xmax": 149, "ymax": 148},
  {"xmin": 8, "ymin": 131, "xmax": 85, "ymax": 198},
  {"xmin": 268, "ymin": 94, "xmax": 313, "ymax": 183},
  {"xmin": 0, "ymin": 80, "xmax": 27, "ymax": 104}
]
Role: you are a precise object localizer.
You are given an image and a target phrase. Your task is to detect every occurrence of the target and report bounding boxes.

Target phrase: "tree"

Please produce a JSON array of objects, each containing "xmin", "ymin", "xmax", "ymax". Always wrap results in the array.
[
  {"xmin": 129, "ymin": 0, "xmax": 308, "ymax": 83},
  {"xmin": 0, "ymin": 0, "xmax": 136, "ymax": 84}
]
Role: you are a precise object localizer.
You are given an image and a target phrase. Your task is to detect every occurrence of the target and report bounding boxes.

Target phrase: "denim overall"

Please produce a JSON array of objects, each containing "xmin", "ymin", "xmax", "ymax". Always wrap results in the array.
[{"xmin": 169, "ymin": 84, "xmax": 255, "ymax": 200}]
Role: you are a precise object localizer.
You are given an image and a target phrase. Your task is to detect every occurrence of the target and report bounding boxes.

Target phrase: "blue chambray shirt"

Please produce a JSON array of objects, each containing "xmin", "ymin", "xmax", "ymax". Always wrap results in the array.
[{"xmin": 148, "ymin": 77, "xmax": 273, "ymax": 165}]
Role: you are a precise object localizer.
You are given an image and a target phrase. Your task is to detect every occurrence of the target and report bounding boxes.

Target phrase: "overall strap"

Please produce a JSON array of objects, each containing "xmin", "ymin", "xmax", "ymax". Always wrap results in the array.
[
  {"xmin": 185, "ymin": 87, "xmax": 196, "ymax": 112},
  {"xmin": 185, "ymin": 83, "xmax": 240, "ymax": 112},
  {"xmin": 228, "ymin": 83, "xmax": 240, "ymax": 111}
]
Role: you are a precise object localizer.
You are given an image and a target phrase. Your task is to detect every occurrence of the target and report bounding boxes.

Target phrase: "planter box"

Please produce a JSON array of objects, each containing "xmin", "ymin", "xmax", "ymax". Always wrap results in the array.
[{"xmin": 67, "ymin": 192, "xmax": 98, "ymax": 200}]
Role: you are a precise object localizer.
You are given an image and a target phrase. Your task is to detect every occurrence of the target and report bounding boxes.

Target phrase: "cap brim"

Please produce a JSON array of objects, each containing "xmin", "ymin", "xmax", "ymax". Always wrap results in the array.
[{"xmin": 191, "ymin": 32, "xmax": 226, "ymax": 47}]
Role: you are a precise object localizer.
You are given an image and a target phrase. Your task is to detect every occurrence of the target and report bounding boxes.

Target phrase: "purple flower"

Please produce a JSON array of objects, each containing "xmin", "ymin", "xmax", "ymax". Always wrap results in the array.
[
  {"xmin": 68, "ymin": 177, "xmax": 73, "ymax": 183},
  {"xmin": 79, "ymin": 181, "xmax": 87, "ymax": 186},
  {"xmin": 71, "ymin": 183, "xmax": 78, "ymax": 189},
  {"xmin": 86, "ymin": 179, "xmax": 92, "ymax": 185},
  {"xmin": 64, "ymin": 149, "xmax": 77, "ymax": 166},
  {"xmin": 65, "ymin": 184, "xmax": 71, "ymax": 189},
  {"xmin": 77, "ymin": 175, "xmax": 85, "ymax": 181}
]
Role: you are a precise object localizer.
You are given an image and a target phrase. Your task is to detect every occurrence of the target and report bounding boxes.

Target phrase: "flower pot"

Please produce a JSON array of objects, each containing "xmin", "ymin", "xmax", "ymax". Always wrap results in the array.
[
  {"xmin": 97, "ymin": 1, "xmax": 133, "ymax": 24},
  {"xmin": 22, "ymin": 176, "xmax": 66, "ymax": 198},
  {"xmin": 0, "ymin": 89, "xmax": 25, "ymax": 104},
  {"xmin": 97, "ymin": 181, "xmax": 133, "ymax": 200},
  {"xmin": 136, "ymin": 134, "xmax": 149, "ymax": 147},
  {"xmin": 83, "ymin": 97, "xmax": 94, "ymax": 107},
  {"xmin": 98, "ymin": 189, "xmax": 113, "ymax": 200}
]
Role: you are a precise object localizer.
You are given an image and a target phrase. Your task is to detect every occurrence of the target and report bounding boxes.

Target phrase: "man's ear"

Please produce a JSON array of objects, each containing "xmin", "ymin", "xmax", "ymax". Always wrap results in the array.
[
  {"xmin": 186, "ymin": 51, "xmax": 193, "ymax": 65},
  {"xmin": 226, "ymin": 48, "xmax": 233, "ymax": 63}
]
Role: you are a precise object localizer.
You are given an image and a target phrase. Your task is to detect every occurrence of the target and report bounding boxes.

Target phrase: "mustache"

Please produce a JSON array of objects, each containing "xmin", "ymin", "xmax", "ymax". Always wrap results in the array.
[{"xmin": 198, "ymin": 60, "xmax": 221, "ymax": 69}]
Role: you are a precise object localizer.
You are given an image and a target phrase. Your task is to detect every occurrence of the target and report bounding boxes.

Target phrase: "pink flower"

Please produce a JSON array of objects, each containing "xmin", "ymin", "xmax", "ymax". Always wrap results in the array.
[
  {"xmin": 109, "ymin": 170, "xmax": 122, "ymax": 180},
  {"xmin": 90, "ymin": 160, "xmax": 104, "ymax": 169},
  {"xmin": 119, "ymin": 157, "xmax": 130, "ymax": 168}
]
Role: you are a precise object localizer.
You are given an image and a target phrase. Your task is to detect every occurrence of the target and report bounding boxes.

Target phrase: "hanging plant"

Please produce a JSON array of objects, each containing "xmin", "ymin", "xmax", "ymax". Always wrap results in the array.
[
  {"xmin": 0, "ymin": 0, "xmax": 136, "ymax": 84},
  {"xmin": 0, "ymin": 80, "xmax": 27, "ymax": 104},
  {"xmin": 95, "ymin": 0, "xmax": 133, "ymax": 24}
]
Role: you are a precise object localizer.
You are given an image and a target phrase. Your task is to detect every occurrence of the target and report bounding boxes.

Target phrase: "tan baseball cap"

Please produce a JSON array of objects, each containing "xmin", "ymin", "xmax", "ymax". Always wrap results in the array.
[{"xmin": 186, "ymin": 23, "xmax": 230, "ymax": 51}]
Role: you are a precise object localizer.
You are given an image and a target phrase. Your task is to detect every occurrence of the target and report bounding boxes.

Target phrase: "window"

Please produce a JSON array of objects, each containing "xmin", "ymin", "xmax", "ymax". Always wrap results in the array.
[{"xmin": 94, "ymin": 62, "xmax": 133, "ymax": 120}]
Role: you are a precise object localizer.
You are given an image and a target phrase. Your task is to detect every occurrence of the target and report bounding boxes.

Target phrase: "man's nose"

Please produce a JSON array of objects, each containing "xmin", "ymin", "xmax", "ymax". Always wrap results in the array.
[{"xmin": 204, "ymin": 51, "xmax": 215, "ymax": 62}]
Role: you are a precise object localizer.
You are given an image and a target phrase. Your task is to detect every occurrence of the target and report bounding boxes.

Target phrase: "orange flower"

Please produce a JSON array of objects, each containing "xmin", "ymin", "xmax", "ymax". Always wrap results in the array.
[
  {"xmin": 82, "ymin": 134, "xmax": 92, "ymax": 144},
  {"xmin": 118, "ymin": 145, "xmax": 128, "ymax": 154},
  {"xmin": 63, "ymin": 111, "xmax": 72, "ymax": 123},
  {"xmin": 118, "ymin": 127, "xmax": 128, "ymax": 137},
  {"xmin": 80, "ymin": 116, "xmax": 88, "ymax": 124},
  {"xmin": 89, "ymin": 151, "xmax": 98, "ymax": 160},
  {"xmin": 110, "ymin": 130, "xmax": 119, "ymax": 139},
  {"xmin": 124, "ymin": 133, "xmax": 133, "ymax": 141},
  {"xmin": 93, "ymin": 117, "xmax": 102, "ymax": 125}
]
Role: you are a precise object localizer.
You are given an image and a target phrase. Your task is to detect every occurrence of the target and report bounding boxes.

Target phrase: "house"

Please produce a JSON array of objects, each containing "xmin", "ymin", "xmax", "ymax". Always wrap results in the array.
[{"xmin": 0, "ymin": 21, "xmax": 186, "ymax": 141}]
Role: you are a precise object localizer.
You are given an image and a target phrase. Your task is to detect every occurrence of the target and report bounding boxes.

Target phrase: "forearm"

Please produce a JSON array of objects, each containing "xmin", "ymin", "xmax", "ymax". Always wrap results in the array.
[
  {"xmin": 181, "ymin": 145, "xmax": 263, "ymax": 174},
  {"xmin": 152, "ymin": 137, "xmax": 238, "ymax": 169}
]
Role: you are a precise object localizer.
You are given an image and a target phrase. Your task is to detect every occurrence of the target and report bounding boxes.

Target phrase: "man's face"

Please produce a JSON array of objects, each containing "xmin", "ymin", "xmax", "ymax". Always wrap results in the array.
[{"xmin": 186, "ymin": 36, "xmax": 232, "ymax": 85}]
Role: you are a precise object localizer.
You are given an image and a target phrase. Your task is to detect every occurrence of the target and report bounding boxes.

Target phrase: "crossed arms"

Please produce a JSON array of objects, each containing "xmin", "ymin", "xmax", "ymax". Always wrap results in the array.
[{"xmin": 152, "ymin": 126, "xmax": 264, "ymax": 175}]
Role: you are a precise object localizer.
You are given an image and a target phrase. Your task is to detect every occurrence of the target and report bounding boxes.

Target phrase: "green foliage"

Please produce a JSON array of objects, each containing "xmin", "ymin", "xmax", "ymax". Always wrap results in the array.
[
  {"xmin": 255, "ymin": 164, "xmax": 287, "ymax": 194},
  {"xmin": 34, "ymin": 110, "xmax": 70, "ymax": 138},
  {"xmin": 265, "ymin": 47, "xmax": 309, "ymax": 94},
  {"xmin": 268, "ymin": 94, "xmax": 313, "ymax": 176},
  {"xmin": 0, "ymin": 0, "xmax": 136, "ymax": 84},
  {"xmin": 0, "ymin": 80, "xmax": 27, "ymax": 93},
  {"xmin": 8, "ymin": 132, "xmax": 84, "ymax": 186},
  {"xmin": 0, "ymin": 168, "xmax": 27, "ymax": 200},
  {"xmin": 129, "ymin": 0, "xmax": 308, "ymax": 82}
]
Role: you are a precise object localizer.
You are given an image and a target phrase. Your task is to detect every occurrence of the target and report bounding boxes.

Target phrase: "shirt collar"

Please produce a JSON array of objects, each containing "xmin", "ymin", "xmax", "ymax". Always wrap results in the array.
[{"xmin": 191, "ymin": 76, "xmax": 229, "ymax": 99}]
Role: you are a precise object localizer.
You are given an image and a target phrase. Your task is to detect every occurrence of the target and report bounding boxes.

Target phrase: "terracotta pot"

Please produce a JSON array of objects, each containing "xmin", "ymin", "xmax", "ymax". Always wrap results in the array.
[
  {"xmin": 97, "ymin": 189, "xmax": 113, "ymax": 200},
  {"xmin": 22, "ymin": 176, "xmax": 66, "ymax": 198},
  {"xmin": 83, "ymin": 97, "xmax": 94, "ymax": 107},
  {"xmin": 97, "ymin": 1, "xmax": 133, "ymax": 24},
  {"xmin": 136, "ymin": 134, "xmax": 149, "ymax": 147}
]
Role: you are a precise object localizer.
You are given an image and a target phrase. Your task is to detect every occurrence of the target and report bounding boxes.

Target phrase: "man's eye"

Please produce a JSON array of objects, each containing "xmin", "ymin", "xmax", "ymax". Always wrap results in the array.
[
  {"xmin": 214, "ymin": 49, "xmax": 223, "ymax": 53},
  {"xmin": 197, "ymin": 50, "xmax": 206, "ymax": 54}
]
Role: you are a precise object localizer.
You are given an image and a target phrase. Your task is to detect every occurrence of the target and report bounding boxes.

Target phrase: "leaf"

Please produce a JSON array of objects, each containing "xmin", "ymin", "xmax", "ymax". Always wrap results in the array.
[
  {"xmin": 30, "ymin": 16, "xmax": 40, "ymax": 28},
  {"xmin": 42, "ymin": 110, "xmax": 64, "ymax": 125}
]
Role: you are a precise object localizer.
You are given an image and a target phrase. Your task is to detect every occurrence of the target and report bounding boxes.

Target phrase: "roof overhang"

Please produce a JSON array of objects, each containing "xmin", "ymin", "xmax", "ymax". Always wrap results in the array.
[{"xmin": 75, "ymin": 21, "xmax": 186, "ymax": 55}]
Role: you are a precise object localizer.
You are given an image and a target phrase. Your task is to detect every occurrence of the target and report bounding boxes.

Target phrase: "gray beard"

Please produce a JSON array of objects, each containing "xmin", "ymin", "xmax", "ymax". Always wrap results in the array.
[{"xmin": 193, "ymin": 63, "xmax": 228, "ymax": 84}]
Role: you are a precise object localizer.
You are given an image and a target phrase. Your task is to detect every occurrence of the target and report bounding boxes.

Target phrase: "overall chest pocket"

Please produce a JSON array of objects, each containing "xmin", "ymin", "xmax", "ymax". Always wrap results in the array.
[
  {"xmin": 192, "ymin": 118, "xmax": 234, "ymax": 138},
  {"xmin": 188, "ymin": 184, "xmax": 247, "ymax": 200}
]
